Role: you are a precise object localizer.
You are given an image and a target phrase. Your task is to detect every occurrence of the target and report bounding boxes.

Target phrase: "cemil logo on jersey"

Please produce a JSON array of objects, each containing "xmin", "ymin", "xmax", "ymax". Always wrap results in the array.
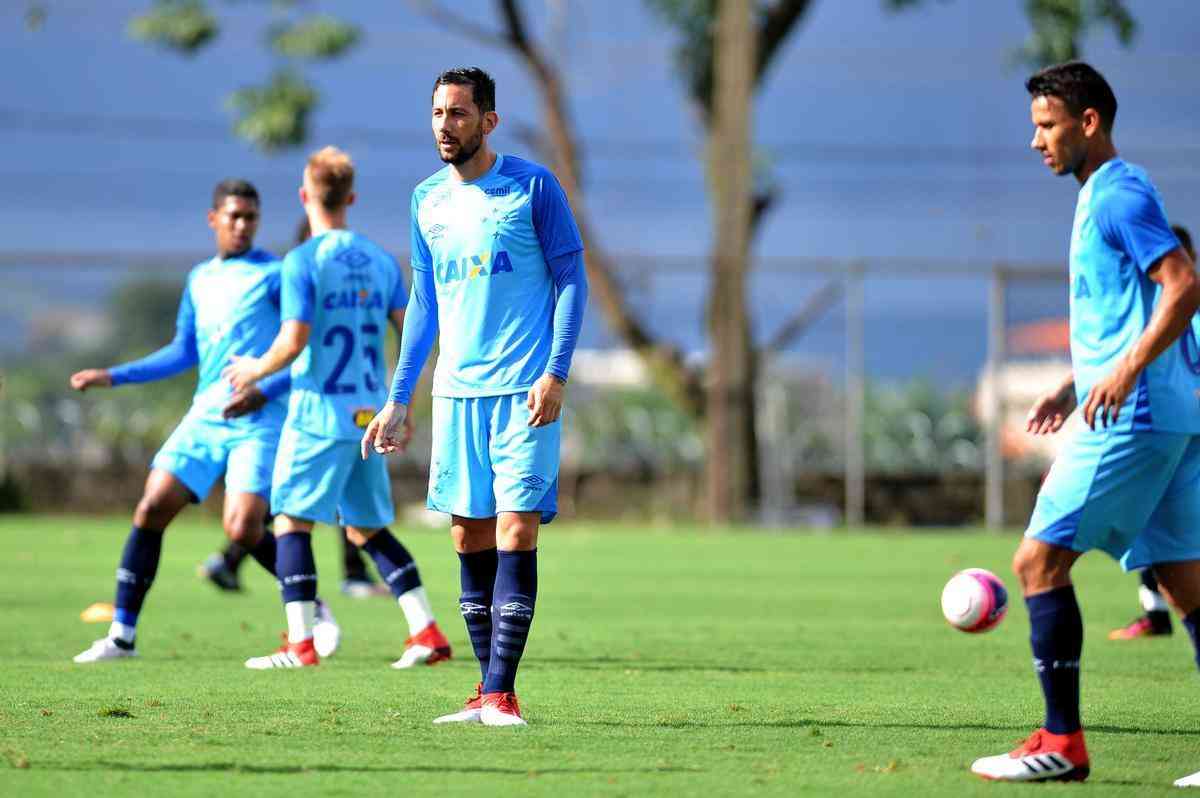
[
  {"xmin": 323, "ymin": 289, "xmax": 384, "ymax": 309},
  {"xmin": 436, "ymin": 250, "xmax": 514, "ymax": 284}
]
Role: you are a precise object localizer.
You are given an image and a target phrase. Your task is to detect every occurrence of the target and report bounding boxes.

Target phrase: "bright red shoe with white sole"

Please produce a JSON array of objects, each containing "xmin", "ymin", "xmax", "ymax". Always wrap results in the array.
[
  {"xmin": 392, "ymin": 622, "xmax": 452, "ymax": 669},
  {"xmin": 480, "ymin": 691, "xmax": 526, "ymax": 727},
  {"xmin": 971, "ymin": 728, "xmax": 1089, "ymax": 782},
  {"xmin": 245, "ymin": 636, "xmax": 319, "ymax": 669}
]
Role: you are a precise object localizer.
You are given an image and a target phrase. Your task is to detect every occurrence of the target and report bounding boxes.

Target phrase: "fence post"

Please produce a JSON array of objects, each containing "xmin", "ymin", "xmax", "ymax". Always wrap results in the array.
[
  {"xmin": 845, "ymin": 263, "xmax": 865, "ymax": 528},
  {"xmin": 985, "ymin": 266, "xmax": 1007, "ymax": 530}
]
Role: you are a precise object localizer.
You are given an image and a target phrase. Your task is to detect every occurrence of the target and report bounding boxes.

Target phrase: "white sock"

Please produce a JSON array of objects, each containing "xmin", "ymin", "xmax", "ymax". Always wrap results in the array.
[
  {"xmin": 1140, "ymin": 584, "xmax": 1169, "ymax": 613},
  {"xmin": 108, "ymin": 621, "xmax": 136, "ymax": 644},
  {"xmin": 398, "ymin": 586, "xmax": 435, "ymax": 637},
  {"xmin": 285, "ymin": 600, "xmax": 316, "ymax": 644}
]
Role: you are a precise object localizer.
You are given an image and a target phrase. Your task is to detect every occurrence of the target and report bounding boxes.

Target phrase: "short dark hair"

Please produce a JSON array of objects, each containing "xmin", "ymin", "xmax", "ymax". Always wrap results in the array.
[
  {"xmin": 1173, "ymin": 224, "xmax": 1195, "ymax": 261},
  {"xmin": 432, "ymin": 67, "xmax": 496, "ymax": 113},
  {"xmin": 1026, "ymin": 61, "xmax": 1118, "ymax": 132},
  {"xmin": 212, "ymin": 178, "xmax": 259, "ymax": 209}
]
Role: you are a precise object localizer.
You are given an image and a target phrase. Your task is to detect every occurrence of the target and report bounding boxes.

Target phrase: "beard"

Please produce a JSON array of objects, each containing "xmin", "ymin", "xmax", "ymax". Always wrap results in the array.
[{"xmin": 438, "ymin": 126, "xmax": 484, "ymax": 165}]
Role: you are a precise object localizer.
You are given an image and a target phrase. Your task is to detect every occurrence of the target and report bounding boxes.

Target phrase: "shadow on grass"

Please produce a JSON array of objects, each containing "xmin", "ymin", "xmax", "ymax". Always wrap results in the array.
[
  {"xmin": 534, "ymin": 657, "xmax": 918, "ymax": 675},
  {"xmin": 576, "ymin": 718, "xmax": 1200, "ymax": 737},
  {"xmin": 45, "ymin": 762, "xmax": 704, "ymax": 776}
]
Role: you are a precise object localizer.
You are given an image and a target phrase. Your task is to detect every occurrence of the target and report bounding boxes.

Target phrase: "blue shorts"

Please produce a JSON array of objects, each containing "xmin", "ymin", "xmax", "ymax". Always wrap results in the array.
[
  {"xmin": 1026, "ymin": 429, "xmax": 1200, "ymax": 571},
  {"xmin": 270, "ymin": 422, "xmax": 394, "ymax": 528},
  {"xmin": 152, "ymin": 412, "xmax": 280, "ymax": 502},
  {"xmin": 428, "ymin": 393, "xmax": 560, "ymax": 524}
]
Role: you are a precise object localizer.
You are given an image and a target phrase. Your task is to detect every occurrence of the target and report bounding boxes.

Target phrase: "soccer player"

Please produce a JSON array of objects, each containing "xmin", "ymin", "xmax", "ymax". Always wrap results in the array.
[
  {"xmin": 69, "ymin": 179, "xmax": 338, "ymax": 663},
  {"xmin": 362, "ymin": 67, "xmax": 589, "ymax": 726},
  {"xmin": 971, "ymin": 62, "xmax": 1200, "ymax": 784},
  {"xmin": 1108, "ymin": 224, "xmax": 1197, "ymax": 641},
  {"xmin": 224, "ymin": 146, "xmax": 450, "ymax": 669}
]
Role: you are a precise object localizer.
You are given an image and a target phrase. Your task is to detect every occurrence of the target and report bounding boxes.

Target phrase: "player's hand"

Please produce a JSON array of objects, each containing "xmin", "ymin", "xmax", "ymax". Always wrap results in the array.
[
  {"xmin": 222, "ymin": 386, "xmax": 268, "ymax": 419},
  {"xmin": 361, "ymin": 402, "xmax": 413, "ymax": 458},
  {"xmin": 527, "ymin": 374, "xmax": 564, "ymax": 427},
  {"xmin": 1026, "ymin": 382, "xmax": 1077, "ymax": 435},
  {"xmin": 69, "ymin": 369, "xmax": 112, "ymax": 392},
  {"xmin": 222, "ymin": 355, "xmax": 264, "ymax": 393},
  {"xmin": 1081, "ymin": 362, "xmax": 1138, "ymax": 431}
]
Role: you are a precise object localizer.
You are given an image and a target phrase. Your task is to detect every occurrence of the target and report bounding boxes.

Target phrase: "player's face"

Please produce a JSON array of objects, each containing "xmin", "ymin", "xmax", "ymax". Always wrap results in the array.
[
  {"xmin": 1029, "ymin": 95, "xmax": 1086, "ymax": 177},
  {"xmin": 208, "ymin": 195, "xmax": 259, "ymax": 256},
  {"xmin": 431, "ymin": 83, "xmax": 488, "ymax": 166}
]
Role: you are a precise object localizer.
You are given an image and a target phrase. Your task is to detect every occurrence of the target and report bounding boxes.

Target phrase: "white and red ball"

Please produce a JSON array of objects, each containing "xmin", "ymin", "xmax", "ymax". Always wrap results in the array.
[{"xmin": 941, "ymin": 568, "xmax": 1008, "ymax": 633}]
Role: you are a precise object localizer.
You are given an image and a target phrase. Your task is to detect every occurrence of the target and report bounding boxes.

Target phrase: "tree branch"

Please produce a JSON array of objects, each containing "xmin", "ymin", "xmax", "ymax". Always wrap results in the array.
[
  {"xmin": 759, "ymin": 277, "xmax": 843, "ymax": 357},
  {"xmin": 756, "ymin": 0, "xmax": 813, "ymax": 85},
  {"xmin": 407, "ymin": 0, "xmax": 510, "ymax": 49}
]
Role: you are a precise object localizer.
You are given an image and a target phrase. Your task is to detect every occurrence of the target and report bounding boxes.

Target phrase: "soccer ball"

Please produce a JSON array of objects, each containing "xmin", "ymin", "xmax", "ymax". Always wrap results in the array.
[{"xmin": 941, "ymin": 568, "xmax": 1008, "ymax": 633}]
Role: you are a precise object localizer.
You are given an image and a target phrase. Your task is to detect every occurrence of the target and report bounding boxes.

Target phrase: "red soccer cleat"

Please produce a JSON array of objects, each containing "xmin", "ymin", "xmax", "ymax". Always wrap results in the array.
[
  {"xmin": 480, "ymin": 691, "xmax": 527, "ymax": 727},
  {"xmin": 1108, "ymin": 614, "xmax": 1172, "ymax": 640},
  {"xmin": 245, "ymin": 636, "xmax": 319, "ymax": 669},
  {"xmin": 971, "ymin": 728, "xmax": 1089, "ymax": 782},
  {"xmin": 392, "ymin": 622, "xmax": 452, "ymax": 669},
  {"xmin": 432, "ymin": 683, "xmax": 485, "ymax": 724}
]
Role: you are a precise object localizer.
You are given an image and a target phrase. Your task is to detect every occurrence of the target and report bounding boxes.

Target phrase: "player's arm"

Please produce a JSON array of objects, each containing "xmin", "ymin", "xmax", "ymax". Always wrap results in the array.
[
  {"xmin": 1083, "ymin": 187, "xmax": 1200, "ymax": 429},
  {"xmin": 223, "ymin": 251, "xmax": 313, "ymax": 392},
  {"xmin": 362, "ymin": 268, "xmax": 438, "ymax": 458},
  {"xmin": 71, "ymin": 282, "xmax": 199, "ymax": 391},
  {"xmin": 526, "ymin": 169, "xmax": 588, "ymax": 427}
]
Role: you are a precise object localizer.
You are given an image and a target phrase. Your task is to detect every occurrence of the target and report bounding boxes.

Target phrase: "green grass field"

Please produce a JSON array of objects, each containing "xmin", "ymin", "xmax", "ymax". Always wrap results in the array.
[{"xmin": 1, "ymin": 515, "xmax": 1198, "ymax": 796}]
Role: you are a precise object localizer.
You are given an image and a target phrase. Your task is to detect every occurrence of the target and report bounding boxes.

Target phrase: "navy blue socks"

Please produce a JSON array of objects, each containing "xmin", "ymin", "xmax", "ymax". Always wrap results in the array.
[
  {"xmin": 276, "ymin": 532, "xmax": 317, "ymax": 604},
  {"xmin": 362, "ymin": 528, "xmax": 422, "ymax": 598},
  {"xmin": 484, "ymin": 549, "xmax": 538, "ymax": 694},
  {"xmin": 111, "ymin": 526, "xmax": 164, "ymax": 642},
  {"xmin": 458, "ymin": 548, "xmax": 499, "ymax": 682},
  {"xmin": 1027, "ymin": 585, "xmax": 1083, "ymax": 734},
  {"xmin": 247, "ymin": 529, "xmax": 278, "ymax": 576},
  {"xmin": 1182, "ymin": 609, "xmax": 1200, "ymax": 672}
]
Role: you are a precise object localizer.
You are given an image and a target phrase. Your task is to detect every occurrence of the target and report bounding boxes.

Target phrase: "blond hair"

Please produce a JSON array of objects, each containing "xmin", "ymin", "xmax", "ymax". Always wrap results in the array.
[{"xmin": 305, "ymin": 146, "xmax": 355, "ymax": 211}]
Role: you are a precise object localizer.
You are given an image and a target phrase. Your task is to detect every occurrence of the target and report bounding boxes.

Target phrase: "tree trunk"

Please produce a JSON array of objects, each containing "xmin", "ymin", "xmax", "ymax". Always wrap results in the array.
[{"xmin": 706, "ymin": 0, "xmax": 757, "ymax": 522}]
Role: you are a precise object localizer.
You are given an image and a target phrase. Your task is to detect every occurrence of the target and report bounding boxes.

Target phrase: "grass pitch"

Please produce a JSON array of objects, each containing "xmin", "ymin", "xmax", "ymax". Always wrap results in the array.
[{"xmin": 1, "ymin": 515, "xmax": 1197, "ymax": 796}]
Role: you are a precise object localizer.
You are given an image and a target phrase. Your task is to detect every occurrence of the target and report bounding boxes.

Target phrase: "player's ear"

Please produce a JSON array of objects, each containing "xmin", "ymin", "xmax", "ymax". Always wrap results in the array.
[
  {"xmin": 345, "ymin": 192, "xmax": 356, "ymax": 208},
  {"xmin": 1081, "ymin": 107, "xmax": 1101, "ymax": 138},
  {"xmin": 483, "ymin": 110, "xmax": 499, "ymax": 135},
  {"xmin": 298, "ymin": 185, "xmax": 308, "ymax": 206},
  {"xmin": 206, "ymin": 208, "xmax": 217, "ymax": 230}
]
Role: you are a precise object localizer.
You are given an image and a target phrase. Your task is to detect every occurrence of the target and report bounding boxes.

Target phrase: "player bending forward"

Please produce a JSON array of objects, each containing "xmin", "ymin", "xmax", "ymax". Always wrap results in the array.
[
  {"xmin": 363, "ymin": 66, "xmax": 588, "ymax": 727},
  {"xmin": 70, "ymin": 179, "xmax": 339, "ymax": 662},
  {"xmin": 225, "ymin": 147, "xmax": 450, "ymax": 669},
  {"xmin": 971, "ymin": 62, "xmax": 1200, "ymax": 787}
]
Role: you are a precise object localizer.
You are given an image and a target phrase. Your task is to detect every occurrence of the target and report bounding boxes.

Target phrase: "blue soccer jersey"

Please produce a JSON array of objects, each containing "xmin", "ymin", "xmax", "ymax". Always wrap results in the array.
[
  {"xmin": 1069, "ymin": 158, "xmax": 1195, "ymax": 433},
  {"xmin": 112, "ymin": 248, "xmax": 288, "ymax": 426},
  {"xmin": 281, "ymin": 229, "xmax": 407, "ymax": 441},
  {"xmin": 410, "ymin": 154, "xmax": 584, "ymax": 397}
]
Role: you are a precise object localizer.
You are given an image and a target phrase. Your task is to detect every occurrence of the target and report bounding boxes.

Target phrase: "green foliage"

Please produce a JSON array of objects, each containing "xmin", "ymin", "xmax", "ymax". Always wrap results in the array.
[
  {"xmin": 1016, "ymin": 0, "xmax": 1137, "ymax": 68},
  {"xmin": 106, "ymin": 278, "xmax": 184, "ymax": 358},
  {"xmin": 226, "ymin": 69, "xmax": 318, "ymax": 152},
  {"xmin": 128, "ymin": 0, "xmax": 217, "ymax": 55},
  {"xmin": 862, "ymin": 381, "xmax": 981, "ymax": 473},
  {"xmin": 268, "ymin": 15, "xmax": 360, "ymax": 60}
]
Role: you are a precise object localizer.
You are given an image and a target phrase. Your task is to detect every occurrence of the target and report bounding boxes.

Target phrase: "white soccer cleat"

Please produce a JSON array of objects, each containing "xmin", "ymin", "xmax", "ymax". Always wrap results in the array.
[
  {"xmin": 1176, "ymin": 770, "xmax": 1200, "ymax": 788},
  {"xmin": 480, "ymin": 692, "xmax": 527, "ymax": 727},
  {"xmin": 313, "ymin": 600, "xmax": 341, "ymax": 658},
  {"xmin": 971, "ymin": 728, "xmax": 1089, "ymax": 782},
  {"xmin": 432, "ymin": 683, "xmax": 485, "ymax": 725},
  {"xmin": 73, "ymin": 637, "xmax": 137, "ymax": 664}
]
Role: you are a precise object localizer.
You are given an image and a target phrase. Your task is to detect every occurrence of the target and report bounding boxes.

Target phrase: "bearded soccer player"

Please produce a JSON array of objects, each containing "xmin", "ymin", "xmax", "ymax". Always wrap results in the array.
[
  {"xmin": 70, "ymin": 179, "xmax": 339, "ymax": 662},
  {"xmin": 225, "ymin": 147, "xmax": 450, "ymax": 669},
  {"xmin": 971, "ymin": 62, "xmax": 1200, "ymax": 785},
  {"xmin": 363, "ymin": 66, "xmax": 588, "ymax": 726}
]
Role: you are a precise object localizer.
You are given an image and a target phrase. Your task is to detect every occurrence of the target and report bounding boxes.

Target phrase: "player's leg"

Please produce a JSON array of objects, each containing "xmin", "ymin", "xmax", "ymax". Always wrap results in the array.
[
  {"xmin": 244, "ymin": 425, "xmax": 344, "ymax": 669},
  {"xmin": 477, "ymin": 392, "xmax": 561, "ymax": 726},
  {"xmin": 1109, "ymin": 568, "xmax": 1173, "ymax": 639},
  {"xmin": 971, "ymin": 429, "xmax": 1186, "ymax": 781},
  {"xmin": 197, "ymin": 539, "xmax": 248, "ymax": 592}
]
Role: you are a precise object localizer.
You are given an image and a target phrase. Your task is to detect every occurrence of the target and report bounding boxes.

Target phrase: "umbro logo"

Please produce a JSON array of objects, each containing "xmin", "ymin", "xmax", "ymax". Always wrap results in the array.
[
  {"xmin": 334, "ymin": 248, "xmax": 371, "ymax": 269},
  {"xmin": 459, "ymin": 601, "xmax": 489, "ymax": 617},
  {"xmin": 521, "ymin": 475, "xmax": 545, "ymax": 488},
  {"xmin": 426, "ymin": 223, "xmax": 446, "ymax": 241},
  {"xmin": 498, "ymin": 602, "xmax": 533, "ymax": 620}
]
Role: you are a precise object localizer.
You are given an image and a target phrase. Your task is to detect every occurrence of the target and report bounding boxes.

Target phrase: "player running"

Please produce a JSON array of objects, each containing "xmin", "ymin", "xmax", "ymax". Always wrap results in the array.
[
  {"xmin": 362, "ymin": 67, "xmax": 589, "ymax": 726},
  {"xmin": 225, "ymin": 147, "xmax": 450, "ymax": 670},
  {"xmin": 70, "ymin": 179, "xmax": 339, "ymax": 663},
  {"xmin": 971, "ymin": 62, "xmax": 1200, "ymax": 784}
]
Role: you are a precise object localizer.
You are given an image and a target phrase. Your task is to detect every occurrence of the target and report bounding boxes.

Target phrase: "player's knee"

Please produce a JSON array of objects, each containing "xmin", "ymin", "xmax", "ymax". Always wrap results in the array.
[
  {"xmin": 1012, "ymin": 544, "xmax": 1069, "ymax": 594},
  {"xmin": 344, "ymin": 527, "xmax": 372, "ymax": 548},
  {"xmin": 496, "ymin": 522, "xmax": 537, "ymax": 551},
  {"xmin": 134, "ymin": 492, "xmax": 178, "ymax": 528},
  {"xmin": 223, "ymin": 514, "xmax": 262, "ymax": 546}
]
